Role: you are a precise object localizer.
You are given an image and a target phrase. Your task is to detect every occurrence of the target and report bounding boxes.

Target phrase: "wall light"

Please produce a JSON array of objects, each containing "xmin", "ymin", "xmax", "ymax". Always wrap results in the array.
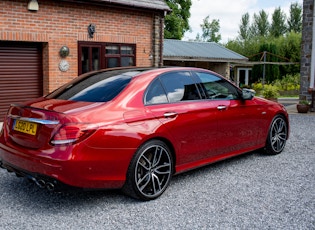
[
  {"xmin": 88, "ymin": 24, "xmax": 96, "ymax": 38},
  {"xmin": 59, "ymin": 46, "xmax": 70, "ymax": 58},
  {"xmin": 28, "ymin": 0, "xmax": 39, "ymax": 11}
]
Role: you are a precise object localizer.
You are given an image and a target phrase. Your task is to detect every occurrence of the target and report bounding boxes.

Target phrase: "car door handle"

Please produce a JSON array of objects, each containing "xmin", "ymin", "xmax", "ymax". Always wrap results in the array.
[
  {"xmin": 164, "ymin": 112, "xmax": 177, "ymax": 118},
  {"xmin": 217, "ymin": 105, "xmax": 227, "ymax": 110}
]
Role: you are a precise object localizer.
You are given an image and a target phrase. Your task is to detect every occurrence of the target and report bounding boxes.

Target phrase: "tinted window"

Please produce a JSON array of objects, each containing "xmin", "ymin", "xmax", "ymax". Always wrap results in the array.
[
  {"xmin": 194, "ymin": 72, "xmax": 240, "ymax": 100},
  {"xmin": 145, "ymin": 78, "xmax": 168, "ymax": 105},
  {"xmin": 47, "ymin": 71, "xmax": 141, "ymax": 102},
  {"xmin": 159, "ymin": 72, "xmax": 201, "ymax": 103}
]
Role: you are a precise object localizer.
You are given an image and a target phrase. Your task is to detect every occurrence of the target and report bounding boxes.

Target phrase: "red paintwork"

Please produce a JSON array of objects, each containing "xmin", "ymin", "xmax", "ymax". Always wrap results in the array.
[{"xmin": 0, "ymin": 67, "xmax": 289, "ymax": 190}]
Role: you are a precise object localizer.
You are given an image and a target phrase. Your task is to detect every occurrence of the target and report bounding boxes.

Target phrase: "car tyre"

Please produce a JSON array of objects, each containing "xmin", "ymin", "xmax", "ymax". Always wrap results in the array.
[
  {"xmin": 122, "ymin": 140, "xmax": 173, "ymax": 201},
  {"xmin": 264, "ymin": 115, "xmax": 288, "ymax": 155}
]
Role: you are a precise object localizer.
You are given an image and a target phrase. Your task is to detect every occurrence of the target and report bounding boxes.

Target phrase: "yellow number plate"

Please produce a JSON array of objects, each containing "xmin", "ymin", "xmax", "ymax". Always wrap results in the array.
[{"xmin": 13, "ymin": 120, "xmax": 38, "ymax": 136}]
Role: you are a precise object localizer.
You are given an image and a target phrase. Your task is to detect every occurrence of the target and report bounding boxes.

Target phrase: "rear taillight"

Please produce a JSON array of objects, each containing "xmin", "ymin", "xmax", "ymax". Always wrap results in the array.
[{"xmin": 50, "ymin": 123, "xmax": 97, "ymax": 145}]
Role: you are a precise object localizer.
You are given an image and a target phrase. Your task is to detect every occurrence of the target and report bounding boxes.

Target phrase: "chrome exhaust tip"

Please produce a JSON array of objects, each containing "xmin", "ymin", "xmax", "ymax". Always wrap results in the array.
[
  {"xmin": 46, "ymin": 182, "xmax": 55, "ymax": 191},
  {"xmin": 35, "ymin": 179, "xmax": 46, "ymax": 189}
]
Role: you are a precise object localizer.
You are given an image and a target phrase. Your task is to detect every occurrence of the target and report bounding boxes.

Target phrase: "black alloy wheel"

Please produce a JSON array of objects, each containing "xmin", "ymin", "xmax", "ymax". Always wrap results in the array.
[{"xmin": 123, "ymin": 140, "xmax": 173, "ymax": 201}]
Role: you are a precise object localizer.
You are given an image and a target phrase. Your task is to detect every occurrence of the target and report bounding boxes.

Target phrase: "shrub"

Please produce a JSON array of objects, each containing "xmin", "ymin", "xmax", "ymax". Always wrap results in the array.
[
  {"xmin": 273, "ymin": 74, "xmax": 300, "ymax": 91},
  {"xmin": 252, "ymin": 82, "xmax": 263, "ymax": 93},
  {"xmin": 299, "ymin": 100, "xmax": 310, "ymax": 105},
  {"xmin": 262, "ymin": 84, "xmax": 280, "ymax": 99}
]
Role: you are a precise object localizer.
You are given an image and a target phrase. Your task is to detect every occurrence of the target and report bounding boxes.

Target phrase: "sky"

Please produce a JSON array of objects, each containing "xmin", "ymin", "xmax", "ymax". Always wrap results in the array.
[{"xmin": 183, "ymin": 0, "xmax": 303, "ymax": 43}]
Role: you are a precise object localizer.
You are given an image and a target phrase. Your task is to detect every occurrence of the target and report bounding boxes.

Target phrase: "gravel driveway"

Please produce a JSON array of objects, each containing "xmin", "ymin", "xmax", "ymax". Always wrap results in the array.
[{"xmin": 0, "ymin": 114, "xmax": 314, "ymax": 230}]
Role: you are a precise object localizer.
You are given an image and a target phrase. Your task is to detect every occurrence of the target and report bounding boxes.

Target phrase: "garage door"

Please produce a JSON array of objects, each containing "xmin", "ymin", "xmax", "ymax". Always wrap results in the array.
[{"xmin": 0, "ymin": 42, "xmax": 43, "ymax": 119}]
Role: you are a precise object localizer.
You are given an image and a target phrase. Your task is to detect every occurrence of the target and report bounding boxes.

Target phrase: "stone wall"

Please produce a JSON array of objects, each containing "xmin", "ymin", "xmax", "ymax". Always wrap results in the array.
[{"xmin": 300, "ymin": 0, "xmax": 314, "ymax": 109}]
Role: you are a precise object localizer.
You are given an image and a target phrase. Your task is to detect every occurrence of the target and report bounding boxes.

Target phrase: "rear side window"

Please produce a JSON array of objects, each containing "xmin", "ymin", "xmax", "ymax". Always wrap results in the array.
[
  {"xmin": 47, "ymin": 71, "xmax": 140, "ymax": 102},
  {"xmin": 145, "ymin": 78, "xmax": 168, "ymax": 105}
]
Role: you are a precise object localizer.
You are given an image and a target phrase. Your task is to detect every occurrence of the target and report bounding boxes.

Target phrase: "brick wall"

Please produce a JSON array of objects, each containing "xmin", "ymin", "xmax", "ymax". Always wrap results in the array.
[{"xmin": 0, "ymin": 0, "xmax": 162, "ymax": 94}]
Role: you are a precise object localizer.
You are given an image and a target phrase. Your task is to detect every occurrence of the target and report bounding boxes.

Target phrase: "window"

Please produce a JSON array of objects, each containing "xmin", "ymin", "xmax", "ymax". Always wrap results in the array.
[
  {"xmin": 105, "ymin": 44, "xmax": 135, "ymax": 68},
  {"xmin": 106, "ymin": 45, "xmax": 119, "ymax": 55},
  {"xmin": 194, "ymin": 72, "xmax": 240, "ymax": 100},
  {"xmin": 145, "ymin": 71, "xmax": 201, "ymax": 105},
  {"xmin": 78, "ymin": 42, "xmax": 136, "ymax": 75},
  {"xmin": 159, "ymin": 72, "xmax": 201, "ymax": 103},
  {"xmin": 80, "ymin": 44, "xmax": 101, "ymax": 74},
  {"xmin": 47, "ymin": 70, "xmax": 143, "ymax": 102},
  {"xmin": 145, "ymin": 78, "xmax": 168, "ymax": 105}
]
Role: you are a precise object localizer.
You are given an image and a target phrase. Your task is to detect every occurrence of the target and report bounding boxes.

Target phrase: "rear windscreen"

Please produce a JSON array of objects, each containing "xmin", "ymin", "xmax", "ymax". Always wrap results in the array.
[{"xmin": 47, "ymin": 70, "xmax": 141, "ymax": 102}]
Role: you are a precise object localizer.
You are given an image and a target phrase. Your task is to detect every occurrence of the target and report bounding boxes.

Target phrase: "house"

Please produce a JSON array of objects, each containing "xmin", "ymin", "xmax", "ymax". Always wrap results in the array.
[
  {"xmin": 0, "ymin": 0, "xmax": 170, "ymax": 118},
  {"xmin": 163, "ymin": 39, "xmax": 250, "ymax": 86}
]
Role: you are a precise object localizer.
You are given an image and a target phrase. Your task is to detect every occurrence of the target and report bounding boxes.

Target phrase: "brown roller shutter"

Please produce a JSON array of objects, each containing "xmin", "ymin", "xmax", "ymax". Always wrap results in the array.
[{"xmin": 0, "ymin": 42, "xmax": 43, "ymax": 119}]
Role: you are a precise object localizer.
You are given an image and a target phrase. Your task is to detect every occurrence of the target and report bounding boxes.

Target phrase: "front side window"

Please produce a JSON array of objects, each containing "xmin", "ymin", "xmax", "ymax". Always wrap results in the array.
[
  {"xmin": 194, "ymin": 72, "xmax": 240, "ymax": 100},
  {"xmin": 145, "ymin": 71, "xmax": 201, "ymax": 105},
  {"xmin": 159, "ymin": 72, "xmax": 201, "ymax": 103}
]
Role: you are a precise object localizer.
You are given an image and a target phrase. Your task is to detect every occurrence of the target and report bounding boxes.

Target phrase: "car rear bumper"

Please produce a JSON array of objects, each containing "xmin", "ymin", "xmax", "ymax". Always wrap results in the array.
[
  {"xmin": 0, "ymin": 160, "xmax": 73, "ymax": 192},
  {"xmin": 0, "ymin": 142, "xmax": 132, "ymax": 190}
]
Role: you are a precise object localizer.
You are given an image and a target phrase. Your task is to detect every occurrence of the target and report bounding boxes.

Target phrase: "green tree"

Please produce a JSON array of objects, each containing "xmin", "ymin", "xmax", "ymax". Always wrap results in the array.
[
  {"xmin": 270, "ymin": 7, "xmax": 287, "ymax": 37},
  {"xmin": 238, "ymin": 13, "xmax": 251, "ymax": 41},
  {"xmin": 195, "ymin": 33, "xmax": 202, "ymax": 42},
  {"xmin": 250, "ymin": 43, "xmax": 280, "ymax": 83},
  {"xmin": 226, "ymin": 6, "xmax": 302, "ymax": 83},
  {"xmin": 288, "ymin": 2, "xmax": 302, "ymax": 33},
  {"xmin": 199, "ymin": 15, "xmax": 221, "ymax": 42},
  {"xmin": 276, "ymin": 32, "xmax": 301, "ymax": 75},
  {"xmin": 225, "ymin": 38, "xmax": 260, "ymax": 57},
  {"xmin": 226, "ymin": 33, "xmax": 301, "ymax": 82},
  {"xmin": 164, "ymin": 0, "xmax": 192, "ymax": 39},
  {"xmin": 251, "ymin": 10, "xmax": 270, "ymax": 37}
]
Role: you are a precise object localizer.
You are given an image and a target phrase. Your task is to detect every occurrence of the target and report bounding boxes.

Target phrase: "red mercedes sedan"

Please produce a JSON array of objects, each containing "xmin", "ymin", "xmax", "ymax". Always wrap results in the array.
[{"xmin": 0, "ymin": 67, "xmax": 289, "ymax": 200}]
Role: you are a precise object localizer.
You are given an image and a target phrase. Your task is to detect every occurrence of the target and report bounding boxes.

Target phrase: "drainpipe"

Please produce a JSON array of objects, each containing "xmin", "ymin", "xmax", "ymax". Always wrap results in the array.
[
  {"xmin": 310, "ymin": 3, "xmax": 315, "ymax": 111},
  {"xmin": 159, "ymin": 12, "xmax": 165, "ymax": 67}
]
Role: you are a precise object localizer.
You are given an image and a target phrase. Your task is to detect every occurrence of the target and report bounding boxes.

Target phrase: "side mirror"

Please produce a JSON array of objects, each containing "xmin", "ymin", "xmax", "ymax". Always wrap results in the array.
[{"xmin": 242, "ymin": 88, "xmax": 255, "ymax": 100}]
